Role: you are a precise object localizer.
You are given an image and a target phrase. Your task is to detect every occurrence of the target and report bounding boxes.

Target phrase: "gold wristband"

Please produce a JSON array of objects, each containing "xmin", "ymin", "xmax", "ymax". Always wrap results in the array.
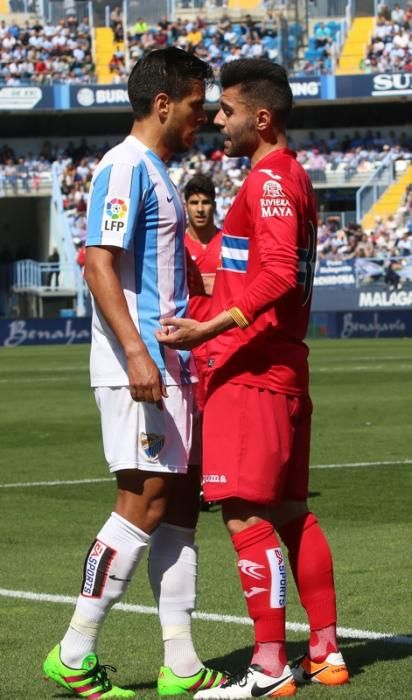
[{"xmin": 226, "ymin": 307, "xmax": 250, "ymax": 329}]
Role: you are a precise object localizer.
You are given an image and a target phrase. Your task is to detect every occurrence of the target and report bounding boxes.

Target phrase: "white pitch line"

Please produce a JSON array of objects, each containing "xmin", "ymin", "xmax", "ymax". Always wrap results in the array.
[
  {"xmin": 1, "ymin": 460, "xmax": 411, "ymax": 490},
  {"xmin": 312, "ymin": 364, "xmax": 412, "ymax": 373},
  {"xmin": 0, "ymin": 588, "xmax": 410, "ymax": 645},
  {"xmin": 311, "ymin": 459, "xmax": 412, "ymax": 470},
  {"xmin": 0, "ymin": 377, "xmax": 76, "ymax": 384},
  {"xmin": 0, "ymin": 477, "xmax": 113, "ymax": 489}
]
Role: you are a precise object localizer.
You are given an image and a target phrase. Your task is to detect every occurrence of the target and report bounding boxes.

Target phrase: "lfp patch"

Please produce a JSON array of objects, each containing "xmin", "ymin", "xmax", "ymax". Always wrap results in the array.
[{"xmin": 102, "ymin": 196, "xmax": 130, "ymax": 234}]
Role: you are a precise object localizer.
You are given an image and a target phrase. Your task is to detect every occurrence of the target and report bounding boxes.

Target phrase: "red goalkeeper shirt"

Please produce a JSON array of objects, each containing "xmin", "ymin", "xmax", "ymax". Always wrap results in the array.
[{"xmin": 206, "ymin": 148, "xmax": 317, "ymax": 395}]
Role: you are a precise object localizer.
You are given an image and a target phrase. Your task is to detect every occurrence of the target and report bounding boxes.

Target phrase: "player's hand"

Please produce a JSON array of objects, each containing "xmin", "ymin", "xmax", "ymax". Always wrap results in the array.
[
  {"xmin": 127, "ymin": 350, "xmax": 168, "ymax": 408},
  {"xmin": 155, "ymin": 317, "xmax": 209, "ymax": 350}
]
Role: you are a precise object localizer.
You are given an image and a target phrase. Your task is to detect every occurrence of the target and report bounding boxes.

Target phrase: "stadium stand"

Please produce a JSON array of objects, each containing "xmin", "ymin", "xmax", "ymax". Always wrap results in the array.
[
  {"xmin": 0, "ymin": 2, "xmax": 411, "ymax": 323},
  {"xmin": 336, "ymin": 16, "xmax": 374, "ymax": 74},
  {"xmin": 299, "ymin": 20, "xmax": 343, "ymax": 75},
  {"xmin": 3, "ymin": 133, "xmax": 409, "ymax": 263},
  {"xmin": 362, "ymin": 162, "xmax": 412, "ymax": 230},
  {"xmin": 361, "ymin": 4, "xmax": 412, "ymax": 73},
  {"xmin": 0, "ymin": 13, "xmax": 95, "ymax": 84}
]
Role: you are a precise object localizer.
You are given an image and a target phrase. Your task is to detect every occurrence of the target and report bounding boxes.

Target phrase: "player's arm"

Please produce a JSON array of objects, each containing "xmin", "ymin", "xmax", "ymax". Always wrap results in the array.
[
  {"xmin": 85, "ymin": 245, "xmax": 167, "ymax": 405},
  {"xmin": 86, "ymin": 161, "xmax": 166, "ymax": 405},
  {"xmin": 155, "ymin": 310, "xmax": 236, "ymax": 350},
  {"xmin": 157, "ymin": 182, "xmax": 299, "ymax": 350},
  {"xmin": 228, "ymin": 179, "xmax": 299, "ymax": 325}
]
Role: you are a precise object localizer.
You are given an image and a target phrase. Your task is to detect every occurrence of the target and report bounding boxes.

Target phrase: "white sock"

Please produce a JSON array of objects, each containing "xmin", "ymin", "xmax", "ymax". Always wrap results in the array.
[
  {"xmin": 148, "ymin": 523, "xmax": 202, "ymax": 676},
  {"xmin": 61, "ymin": 512, "xmax": 150, "ymax": 668}
]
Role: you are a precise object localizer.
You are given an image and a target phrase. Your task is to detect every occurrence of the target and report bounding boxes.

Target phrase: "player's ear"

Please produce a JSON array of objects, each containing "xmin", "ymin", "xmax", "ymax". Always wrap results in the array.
[
  {"xmin": 154, "ymin": 92, "xmax": 170, "ymax": 123},
  {"xmin": 255, "ymin": 108, "xmax": 272, "ymax": 133}
]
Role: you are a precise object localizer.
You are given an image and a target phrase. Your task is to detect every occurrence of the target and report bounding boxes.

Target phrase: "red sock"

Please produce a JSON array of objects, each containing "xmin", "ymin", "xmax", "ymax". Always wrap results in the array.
[
  {"xmin": 232, "ymin": 521, "xmax": 286, "ymax": 644},
  {"xmin": 278, "ymin": 513, "xmax": 337, "ymax": 660}
]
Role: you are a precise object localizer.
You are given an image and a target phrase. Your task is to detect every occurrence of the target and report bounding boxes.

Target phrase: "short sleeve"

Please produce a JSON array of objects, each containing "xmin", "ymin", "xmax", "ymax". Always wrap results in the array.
[{"xmin": 86, "ymin": 161, "xmax": 149, "ymax": 249}]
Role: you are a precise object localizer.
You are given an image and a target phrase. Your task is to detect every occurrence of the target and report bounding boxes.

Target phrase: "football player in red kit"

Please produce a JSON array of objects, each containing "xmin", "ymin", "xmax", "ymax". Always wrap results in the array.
[
  {"xmin": 184, "ymin": 175, "xmax": 221, "ymax": 507},
  {"xmin": 157, "ymin": 59, "xmax": 349, "ymax": 698},
  {"xmin": 184, "ymin": 174, "xmax": 222, "ymax": 411}
]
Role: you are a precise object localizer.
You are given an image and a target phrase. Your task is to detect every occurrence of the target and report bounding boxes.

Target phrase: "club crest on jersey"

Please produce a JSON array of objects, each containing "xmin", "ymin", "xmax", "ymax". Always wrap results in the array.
[
  {"xmin": 102, "ymin": 196, "xmax": 130, "ymax": 233},
  {"xmin": 140, "ymin": 432, "xmax": 165, "ymax": 461},
  {"xmin": 262, "ymin": 179, "xmax": 284, "ymax": 198},
  {"xmin": 260, "ymin": 179, "xmax": 292, "ymax": 218}
]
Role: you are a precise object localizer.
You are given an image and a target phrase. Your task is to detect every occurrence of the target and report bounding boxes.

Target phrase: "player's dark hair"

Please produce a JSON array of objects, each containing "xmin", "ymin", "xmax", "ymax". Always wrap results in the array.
[
  {"xmin": 184, "ymin": 174, "xmax": 216, "ymax": 202},
  {"xmin": 128, "ymin": 48, "xmax": 213, "ymax": 120},
  {"xmin": 220, "ymin": 59, "xmax": 293, "ymax": 124}
]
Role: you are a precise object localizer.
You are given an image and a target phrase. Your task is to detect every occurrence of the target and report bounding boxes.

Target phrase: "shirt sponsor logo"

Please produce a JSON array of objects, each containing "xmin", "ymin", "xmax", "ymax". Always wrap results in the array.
[
  {"xmin": 102, "ymin": 196, "xmax": 130, "ymax": 233},
  {"xmin": 260, "ymin": 180, "xmax": 292, "ymax": 217},
  {"xmin": 140, "ymin": 432, "xmax": 165, "ymax": 461}
]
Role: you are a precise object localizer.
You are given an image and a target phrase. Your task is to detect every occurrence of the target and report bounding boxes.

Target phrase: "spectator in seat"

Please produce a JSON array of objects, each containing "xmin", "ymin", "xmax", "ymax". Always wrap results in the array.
[
  {"xmin": 4, "ymin": 159, "xmax": 18, "ymax": 194},
  {"xmin": 16, "ymin": 157, "xmax": 30, "ymax": 192},
  {"xmin": 110, "ymin": 5, "xmax": 123, "ymax": 29}
]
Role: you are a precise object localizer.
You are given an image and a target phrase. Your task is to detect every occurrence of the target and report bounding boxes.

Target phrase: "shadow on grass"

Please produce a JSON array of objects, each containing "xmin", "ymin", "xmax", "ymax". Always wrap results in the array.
[
  {"xmin": 50, "ymin": 636, "xmax": 412, "ymax": 697},
  {"xmin": 204, "ymin": 635, "xmax": 412, "ymax": 679}
]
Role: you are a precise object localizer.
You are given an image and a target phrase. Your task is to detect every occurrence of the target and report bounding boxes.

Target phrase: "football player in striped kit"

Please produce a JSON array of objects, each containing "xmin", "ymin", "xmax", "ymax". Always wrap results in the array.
[{"xmin": 43, "ymin": 48, "xmax": 226, "ymax": 699}]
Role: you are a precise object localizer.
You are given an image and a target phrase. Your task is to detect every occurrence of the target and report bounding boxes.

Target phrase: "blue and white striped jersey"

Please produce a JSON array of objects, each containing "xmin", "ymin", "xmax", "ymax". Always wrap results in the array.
[{"xmin": 86, "ymin": 135, "xmax": 195, "ymax": 387}]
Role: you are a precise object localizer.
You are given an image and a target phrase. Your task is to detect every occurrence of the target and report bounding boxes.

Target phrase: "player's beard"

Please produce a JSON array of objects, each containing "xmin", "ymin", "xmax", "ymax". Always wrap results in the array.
[
  {"xmin": 223, "ymin": 116, "xmax": 257, "ymax": 158},
  {"xmin": 164, "ymin": 124, "xmax": 194, "ymax": 154}
]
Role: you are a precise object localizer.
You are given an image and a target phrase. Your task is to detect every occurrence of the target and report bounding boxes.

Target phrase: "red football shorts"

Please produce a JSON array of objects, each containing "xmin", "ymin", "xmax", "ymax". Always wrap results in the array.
[
  {"xmin": 202, "ymin": 382, "xmax": 312, "ymax": 504},
  {"xmin": 188, "ymin": 355, "xmax": 209, "ymax": 467}
]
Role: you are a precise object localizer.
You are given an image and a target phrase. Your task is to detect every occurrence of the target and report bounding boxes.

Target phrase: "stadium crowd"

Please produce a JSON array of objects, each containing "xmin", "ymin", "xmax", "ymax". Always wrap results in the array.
[
  {"xmin": 1, "ymin": 126, "xmax": 411, "ymax": 273},
  {"xmin": 0, "ymin": 13, "xmax": 95, "ymax": 85},
  {"xmin": 361, "ymin": 2, "xmax": 412, "ymax": 72},
  {"xmin": 106, "ymin": 10, "xmax": 298, "ymax": 81}
]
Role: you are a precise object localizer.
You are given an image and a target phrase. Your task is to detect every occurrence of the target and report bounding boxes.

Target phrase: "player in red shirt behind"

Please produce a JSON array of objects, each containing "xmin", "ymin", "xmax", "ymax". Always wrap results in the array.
[
  {"xmin": 184, "ymin": 175, "xmax": 221, "ymax": 508},
  {"xmin": 157, "ymin": 59, "xmax": 349, "ymax": 697}
]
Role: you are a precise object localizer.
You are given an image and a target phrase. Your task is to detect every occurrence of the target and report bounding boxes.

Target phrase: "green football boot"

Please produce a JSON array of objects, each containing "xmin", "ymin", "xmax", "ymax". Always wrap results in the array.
[
  {"xmin": 43, "ymin": 644, "xmax": 135, "ymax": 698},
  {"xmin": 157, "ymin": 665, "xmax": 227, "ymax": 696}
]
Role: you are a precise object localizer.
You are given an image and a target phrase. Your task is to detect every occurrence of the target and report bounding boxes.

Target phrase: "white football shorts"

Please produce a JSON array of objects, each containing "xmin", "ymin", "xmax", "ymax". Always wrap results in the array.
[{"xmin": 94, "ymin": 384, "xmax": 194, "ymax": 474}]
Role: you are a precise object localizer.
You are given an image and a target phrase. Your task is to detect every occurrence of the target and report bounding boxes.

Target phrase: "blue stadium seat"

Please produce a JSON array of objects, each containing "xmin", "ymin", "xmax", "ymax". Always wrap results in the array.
[
  {"xmin": 289, "ymin": 22, "xmax": 303, "ymax": 40},
  {"xmin": 327, "ymin": 21, "xmax": 341, "ymax": 36},
  {"xmin": 304, "ymin": 48, "xmax": 318, "ymax": 62},
  {"xmin": 232, "ymin": 23, "xmax": 244, "ymax": 37},
  {"xmin": 262, "ymin": 36, "xmax": 278, "ymax": 50}
]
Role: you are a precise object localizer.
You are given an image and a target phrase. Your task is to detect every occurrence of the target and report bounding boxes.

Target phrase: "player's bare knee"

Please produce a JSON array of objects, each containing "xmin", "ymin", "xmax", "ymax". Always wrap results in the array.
[
  {"xmin": 222, "ymin": 498, "xmax": 271, "ymax": 535},
  {"xmin": 271, "ymin": 500, "xmax": 309, "ymax": 529}
]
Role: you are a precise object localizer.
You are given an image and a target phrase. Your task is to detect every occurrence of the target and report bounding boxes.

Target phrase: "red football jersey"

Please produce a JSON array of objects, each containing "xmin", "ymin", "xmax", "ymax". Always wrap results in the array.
[
  {"xmin": 206, "ymin": 148, "xmax": 317, "ymax": 395},
  {"xmin": 185, "ymin": 230, "xmax": 222, "ymax": 325}
]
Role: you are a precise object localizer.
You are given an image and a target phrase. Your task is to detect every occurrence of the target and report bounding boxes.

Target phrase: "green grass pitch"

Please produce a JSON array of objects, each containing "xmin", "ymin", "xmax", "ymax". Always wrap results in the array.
[{"xmin": 0, "ymin": 339, "xmax": 411, "ymax": 699}]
